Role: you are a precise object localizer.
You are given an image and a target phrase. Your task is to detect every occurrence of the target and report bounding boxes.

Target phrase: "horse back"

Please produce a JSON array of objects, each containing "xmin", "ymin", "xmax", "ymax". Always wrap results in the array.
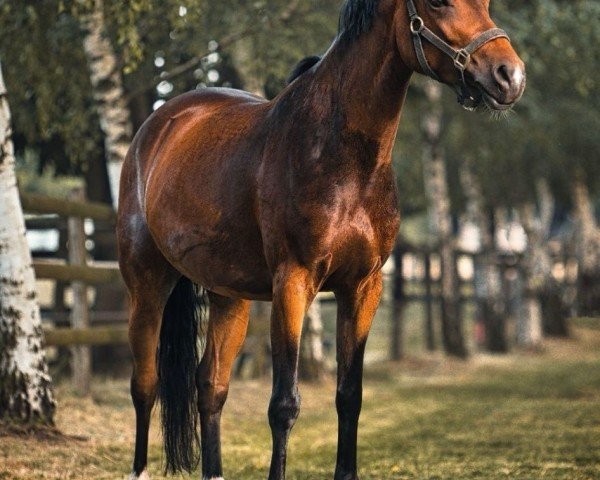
[{"xmin": 124, "ymin": 88, "xmax": 267, "ymax": 212}]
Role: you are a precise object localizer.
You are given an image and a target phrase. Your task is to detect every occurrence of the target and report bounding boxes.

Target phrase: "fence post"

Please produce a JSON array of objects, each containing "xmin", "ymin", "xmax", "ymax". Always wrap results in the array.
[
  {"xmin": 424, "ymin": 252, "xmax": 436, "ymax": 351},
  {"xmin": 68, "ymin": 187, "xmax": 91, "ymax": 396}
]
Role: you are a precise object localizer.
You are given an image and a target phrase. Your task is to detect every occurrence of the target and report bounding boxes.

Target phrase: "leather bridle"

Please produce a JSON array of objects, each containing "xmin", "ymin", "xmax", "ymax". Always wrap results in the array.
[{"xmin": 406, "ymin": 0, "xmax": 510, "ymax": 110}]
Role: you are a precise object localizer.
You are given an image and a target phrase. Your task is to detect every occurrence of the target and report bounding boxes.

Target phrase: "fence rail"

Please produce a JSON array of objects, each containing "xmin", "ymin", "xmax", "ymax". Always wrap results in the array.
[
  {"xmin": 33, "ymin": 259, "xmax": 121, "ymax": 284},
  {"xmin": 23, "ymin": 190, "xmax": 579, "ymax": 387},
  {"xmin": 20, "ymin": 191, "xmax": 116, "ymax": 221},
  {"xmin": 22, "ymin": 188, "xmax": 122, "ymax": 395},
  {"xmin": 44, "ymin": 326, "xmax": 128, "ymax": 347}
]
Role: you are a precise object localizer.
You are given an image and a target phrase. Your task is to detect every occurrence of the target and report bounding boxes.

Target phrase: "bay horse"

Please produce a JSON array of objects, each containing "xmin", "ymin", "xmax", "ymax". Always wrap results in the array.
[{"xmin": 118, "ymin": 0, "xmax": 525, "ymax": 479}]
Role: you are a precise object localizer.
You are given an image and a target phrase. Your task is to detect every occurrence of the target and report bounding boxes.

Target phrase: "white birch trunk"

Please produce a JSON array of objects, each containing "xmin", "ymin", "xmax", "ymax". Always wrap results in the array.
[
  {"xmin": 422, "ymin": 81, "xmax": 466, "ymax": 358},
  {"xmin": 572, "ymin": 175, "xmax": 600, "ymax": 272},
  {"xmin": 520, "ymin": 297, "xmax": 543, "ymax": 347},
  {"xmin": 572, "ymin": 174, "xmax": 600, "ymax": 315},
  {"xmin": 459, "ymin": 158, "xmax": 507, "ymax": 352},
  {"xmin": 520, "ymin": 180, "xmax": 569, "ymax": 339},
  {"xmin": 231, "ymin": 39, "xmax": 265, "ymax": 97},
  {"xmin": 0, "ymin": 63, "xmax": 56, "ymax": 424},
  {"xmin": 517, "ymin": 204, "xmax": 548, "ymax": 348},
  {"xmin": 300, "ymin": 300, "xmax": 326, "ymax": 381},
  {"xmin": 81, "ymin": 0, "xmax": 132, "ymax": 207}
]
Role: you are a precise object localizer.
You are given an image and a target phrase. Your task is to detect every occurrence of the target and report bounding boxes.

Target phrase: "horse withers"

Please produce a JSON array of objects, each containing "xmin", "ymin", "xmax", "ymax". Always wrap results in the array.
[{"xmin": 117, "ymin": 0, "xmax": 525, "ymax": 479}]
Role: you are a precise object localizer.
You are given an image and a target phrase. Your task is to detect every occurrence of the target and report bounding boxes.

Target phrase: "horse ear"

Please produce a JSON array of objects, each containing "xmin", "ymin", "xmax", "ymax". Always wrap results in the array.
[{"xmin": 287, "ymin": 56, "xmax": 322, "ymax": 84}]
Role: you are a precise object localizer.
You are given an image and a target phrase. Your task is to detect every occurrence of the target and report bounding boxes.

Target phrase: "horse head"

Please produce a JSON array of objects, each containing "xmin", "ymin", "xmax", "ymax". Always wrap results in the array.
[{"xmin": 395, "ymin": 0, "xmax": 526, "ymax": 110}]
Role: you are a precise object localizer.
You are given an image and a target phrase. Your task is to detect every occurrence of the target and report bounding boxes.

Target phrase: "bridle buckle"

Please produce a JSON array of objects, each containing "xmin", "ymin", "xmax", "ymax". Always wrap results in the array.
[
  {"xmin": 410, "ymin": 17, "xmax": 425, "ymax": 34},
  {"xmin": 453, "ymin": 49, "xmax": 471, "ymax": 71}
]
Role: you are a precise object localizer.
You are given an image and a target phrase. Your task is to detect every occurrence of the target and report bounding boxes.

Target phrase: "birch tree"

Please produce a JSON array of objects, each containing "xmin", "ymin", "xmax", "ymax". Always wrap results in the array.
[
  {"xmin": 517, "ymin": 204, "xmax": 547, "ymax": 348},
  {"xmin": 0, "ymin": 62, "xmax": 56, "ymax": 425},
  {"xmin": 460, "ymin": 158, "xmax": 507, "ymax": 352},
  {"xmin": 572, "ymin": 173, "xmax": 600, "ymax": 316},
  {"xmin": 299, "ymin": 300, "xmax": 326, "ymax": 381},
  {"xmin": 421, "ymin": 81, "xmax": 467, "ymax": 358},
  {"xmin": 81, "ymin": 0, "xmax": 133, "ymax": 207}
]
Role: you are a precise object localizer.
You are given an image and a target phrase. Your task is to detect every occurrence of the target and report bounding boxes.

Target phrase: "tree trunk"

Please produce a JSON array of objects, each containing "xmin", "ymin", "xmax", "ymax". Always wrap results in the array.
[
  {"xmin": 571, "ymin": 174, "xmax": 600, "ymax": 316},
  {"xmin": 81, "ymin": 0, "xmax": 132, "ymax": 207},
  {"xmin": 81, "ymin": 1, "xmax": 132, "ymax": 373},
  {"xmin": 85, "ymin": 149, "xmax": 130, "ymax": 375},
  {"xmin": 235, "ymin": 302, "xmax": 271, "ymax": 379},
  {"xmin": 517, "ymin": 204, "xmax": 549, "ymax": 348},
  {"xmin": 459, "ymin": 158, "xmax": 507, "ymax": 352},
  {"xmin": 0, "ymin": 63, "xmax": 56, "ymax": 425},
  {"xmin": 299, "ymin": 300, "xmax": 326, "ymax": 381},
  {"xmin": 231, "ymin": 39, "xmax": 265, "ymax": 97},
  {"xmin": 536, "ymin": 181, "xmax": 569, "ymax": 337},
  {"xmin": 519, "ymin": 180, "xmax": 569, "ymax": 339},
  {"xmin": 421, "ymin": 82, "xmax": 467, "ymax": 358},
  {"xmin": 423, "ymin": 252, "xmax": 436, "ymax": 351}
]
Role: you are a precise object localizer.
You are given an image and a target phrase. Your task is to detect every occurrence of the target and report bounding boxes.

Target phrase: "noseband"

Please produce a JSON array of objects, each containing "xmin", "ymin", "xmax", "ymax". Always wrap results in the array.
[{"xmin": 406, "ymin": 0, "xmax": 510, "ymax": 110}]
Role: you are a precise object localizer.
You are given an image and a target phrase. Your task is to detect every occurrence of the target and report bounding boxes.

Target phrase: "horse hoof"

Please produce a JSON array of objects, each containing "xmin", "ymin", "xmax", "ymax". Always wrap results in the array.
[
  {"xmin": 129, "ymin": 471, "xmax": 150, "ymax": 480},
  {"xmin": 203, "ymin": 477, "xmax": 225, "ymax": 480}
]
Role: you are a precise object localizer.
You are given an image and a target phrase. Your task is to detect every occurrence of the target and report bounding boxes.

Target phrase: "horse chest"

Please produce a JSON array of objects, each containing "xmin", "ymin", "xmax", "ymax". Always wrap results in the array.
[
  {"xmin": 285, "ymin": 180, "xmax": 400, "ymax": 279},
  {"xmin": 334, "ymin": 202, "xmax": 399, "ymax": 265}
]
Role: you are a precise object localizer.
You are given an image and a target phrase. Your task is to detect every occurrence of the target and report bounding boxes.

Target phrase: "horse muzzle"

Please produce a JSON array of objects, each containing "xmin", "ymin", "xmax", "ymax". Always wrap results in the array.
[{"xmin": 468, "ymin": 59, "xmax": 526, "ymax": 111}]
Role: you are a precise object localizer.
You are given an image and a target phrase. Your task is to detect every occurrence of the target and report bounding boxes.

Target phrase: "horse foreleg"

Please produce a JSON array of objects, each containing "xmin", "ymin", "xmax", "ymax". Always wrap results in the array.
[
  {"xmin": 197, "ymin": 293, "xmax": 251, "ymax": 480},
  {"xmin": 268, "ymin": 264, "xmax": 313, "ymax": 480},
  {"xmin": 334, "ymin": 272, "xmax": 382, "ymax": 480}
]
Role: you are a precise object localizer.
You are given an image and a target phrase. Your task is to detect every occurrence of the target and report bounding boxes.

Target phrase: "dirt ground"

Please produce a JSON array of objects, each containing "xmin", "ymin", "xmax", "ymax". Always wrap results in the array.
[{"xmin": 1, "ymin": 325, "xmax": 599, "ymax": 480}]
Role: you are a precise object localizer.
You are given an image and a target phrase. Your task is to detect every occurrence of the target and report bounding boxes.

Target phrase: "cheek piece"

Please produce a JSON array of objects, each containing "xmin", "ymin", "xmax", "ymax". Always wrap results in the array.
[{"xmin": 406, "ymin": 0, "xmax": 510, "ymax": 110}]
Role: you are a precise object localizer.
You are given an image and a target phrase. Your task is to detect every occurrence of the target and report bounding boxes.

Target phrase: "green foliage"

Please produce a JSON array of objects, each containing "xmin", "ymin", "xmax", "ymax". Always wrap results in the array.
[
  {"xmin": 0, "ymin": 1, "xmax": 103, "ymax": 173},
  {"xmin": 0, "ymin": 0, "xmax": 340, "ymax": 175},
  {"xmin": 16, "ymin": 151, "xmax": 81, "ymax": 197}
]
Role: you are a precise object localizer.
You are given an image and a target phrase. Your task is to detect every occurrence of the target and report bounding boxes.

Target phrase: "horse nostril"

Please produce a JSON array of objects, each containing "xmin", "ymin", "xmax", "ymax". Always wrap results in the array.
[
  {"xmin": 493, "ymin": 63, "xmax": 525, "ymax": 99},
  {"xmin": 493, "ymin": 64, "xmax": 512, "ymax": 94}
]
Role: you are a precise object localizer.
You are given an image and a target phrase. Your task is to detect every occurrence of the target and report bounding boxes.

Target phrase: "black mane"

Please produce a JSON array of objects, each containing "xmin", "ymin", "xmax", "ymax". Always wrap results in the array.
[
  {"xmin": 339, "ymin": 0, "xmax": 380, "ymax": 41},
  {"xmin": 286, "ymin": 1, "xmax": 380, "ymax": 85},
  {"xmin": 287, "ymin": 56, "xmax": 322, "ymax": 84}
]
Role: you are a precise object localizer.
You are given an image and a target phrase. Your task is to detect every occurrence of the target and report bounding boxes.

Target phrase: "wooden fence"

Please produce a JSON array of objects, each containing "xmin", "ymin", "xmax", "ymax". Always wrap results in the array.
[
  {"xmin": 21, "ymin": 189, "xmax": 125, "ymax": 395},
  {"xmin": 23, "ymin": 189, "xmax": 579, "ymax": 390}
]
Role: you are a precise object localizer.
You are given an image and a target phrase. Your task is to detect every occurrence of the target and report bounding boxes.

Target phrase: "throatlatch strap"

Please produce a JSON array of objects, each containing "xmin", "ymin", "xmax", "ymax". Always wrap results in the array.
[
  {"xmin": 406, "ymin": 0, "xmax": 418, "ymax": 18},
  {"xmin": 413, "ymin": 29, "xmax": 439, "ymax": 80}
]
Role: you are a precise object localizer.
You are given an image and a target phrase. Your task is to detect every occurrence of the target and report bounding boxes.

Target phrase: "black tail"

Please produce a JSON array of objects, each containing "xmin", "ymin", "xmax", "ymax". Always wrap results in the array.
[{"xmin": 158, "ymin": 276, "xmax": 206, "ymax": 474}]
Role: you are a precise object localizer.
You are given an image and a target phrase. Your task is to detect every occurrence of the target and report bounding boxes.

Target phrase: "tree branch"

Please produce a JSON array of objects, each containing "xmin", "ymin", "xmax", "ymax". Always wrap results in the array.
[
  {"xmin": 126, "ymin": 27, "xmax": 255, "ymax": 101},
  {"xmin": 126, "ymin": 1, "xmax": 306, "ymax": 101}
]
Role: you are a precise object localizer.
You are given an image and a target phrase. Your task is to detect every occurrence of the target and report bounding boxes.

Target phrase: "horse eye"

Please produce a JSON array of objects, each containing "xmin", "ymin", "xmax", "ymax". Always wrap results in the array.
[{"xmin": 428, "ymin": 0, "xmax": 448, "ymax": 8}]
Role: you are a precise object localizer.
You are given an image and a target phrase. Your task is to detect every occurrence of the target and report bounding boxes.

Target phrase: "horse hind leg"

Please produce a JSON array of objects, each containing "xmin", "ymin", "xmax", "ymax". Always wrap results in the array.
[
  {"xmin": 197, "ymin": 293, "xmax": 251, "ymax": 480},
  {"xmin": 119, "ymin": 218, "xmax": 179, "ymax": 480}
]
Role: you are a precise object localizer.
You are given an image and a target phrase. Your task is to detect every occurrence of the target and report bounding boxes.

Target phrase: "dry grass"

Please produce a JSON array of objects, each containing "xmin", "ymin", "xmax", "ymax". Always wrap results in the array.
[{"xmin": 1, "ymin": 325, "xmax": 599, "ymax": 479}]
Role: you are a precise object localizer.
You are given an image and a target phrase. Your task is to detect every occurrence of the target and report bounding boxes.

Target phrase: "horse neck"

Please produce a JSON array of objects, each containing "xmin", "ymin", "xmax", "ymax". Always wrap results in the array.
[{"xmin": 310, "ymin": 7, "xmax": 412, "ymax": 157}]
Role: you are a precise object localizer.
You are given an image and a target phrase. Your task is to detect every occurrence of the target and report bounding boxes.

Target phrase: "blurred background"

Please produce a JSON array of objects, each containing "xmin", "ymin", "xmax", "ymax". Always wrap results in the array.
[{"xmin": 0, "ymin": 0, "xmax": 599, "ymax": 478}]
